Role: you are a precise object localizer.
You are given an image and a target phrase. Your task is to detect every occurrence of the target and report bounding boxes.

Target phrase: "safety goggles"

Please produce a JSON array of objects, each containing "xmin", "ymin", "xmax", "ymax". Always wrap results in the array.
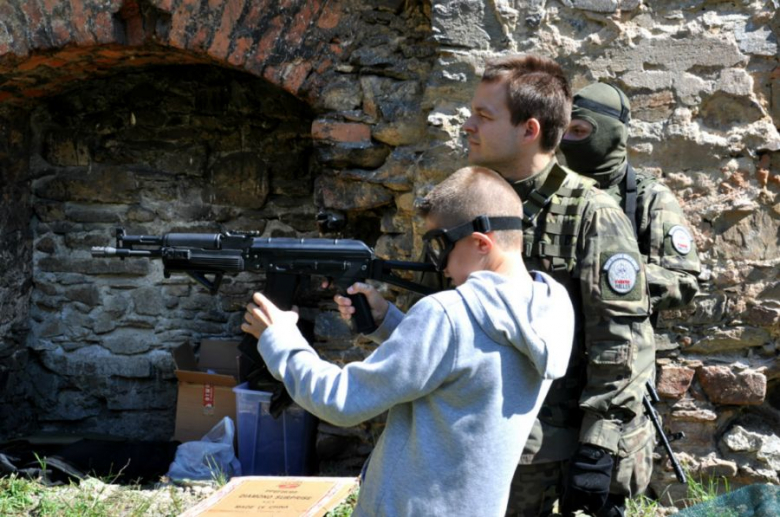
[{"xmin": 422, "ymin": 215, "xmax": 523, "ymax": 271}]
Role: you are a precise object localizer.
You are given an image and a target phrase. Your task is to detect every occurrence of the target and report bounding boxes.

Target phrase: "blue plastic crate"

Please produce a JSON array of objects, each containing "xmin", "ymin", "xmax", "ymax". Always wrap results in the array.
[{"xmin": 233, "ymin": 383, "xmax": 317, "ymax": 475}]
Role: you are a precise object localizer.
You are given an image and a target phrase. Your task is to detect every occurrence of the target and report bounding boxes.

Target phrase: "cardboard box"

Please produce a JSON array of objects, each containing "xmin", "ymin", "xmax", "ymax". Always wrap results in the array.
[
  {"xmin": 172, "ymin": 339, "xmax": 241, "ymax": 443},
  {"xmin": 179, "ymin": 476, "xmax": 359, "ymax": 517}
]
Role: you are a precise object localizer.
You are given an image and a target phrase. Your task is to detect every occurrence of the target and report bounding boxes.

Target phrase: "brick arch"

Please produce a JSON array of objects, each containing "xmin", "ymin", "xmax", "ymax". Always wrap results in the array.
[{"xmin": 0, "ymin": 0, "xmax": 344, "ymax": 107}]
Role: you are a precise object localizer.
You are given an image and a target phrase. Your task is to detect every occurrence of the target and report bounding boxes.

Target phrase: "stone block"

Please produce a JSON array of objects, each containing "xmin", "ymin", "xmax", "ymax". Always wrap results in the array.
[
  {"xmin": 314, "ymin": 311, "xmax": 353, "ymax": 342},
  {"xmin": 735, "ymin": 20, "xmax": 778, "ymax": 56},
  {"xmin": 131, "ymin": 287, "xmax": 165, "ymax": 316},
  {"xmin": 39, "ymin": 345, "xmax": 152, "ymax": 378},
  {"xmin": 315, "ymin": 141, "xmax": 391, "ymax": 169},
  {"xmin": 686, "ymin": 326, "xmax": 770, "ymax": 353},
  {"xmin": 375, "ymin": 233, "xmax": 413, "ymax": 259},
  {"xmin": 312, "ymin": 120, "xmax": 372, "ymax": 144},
  {"xmin": 37, "ymin": 389, "xmax": 102, "ymax": 421},
  {"xmin": 697, "ymin": 365, "xmax": 766, "ymax": 405},
  {"xmin": 43, "ymin": 131, "xmax": 90, "ymax": 166},
  {"xmin": 32, "ymin": 167, "xmax": 139, "ymax": 204},
  {"xmin": 319, "ymin": 77, "xmax": 363, "ymax": 112},
  {"xmin": 206, "ymin": 152, "xmax": 270, "ymax": 209},
  {"xmin": 64, "ymin": 285, "xmax": 101, "ymax": 307},
  {"xmin": 100, "ymin": 328, "xmax": 156, "ymax": 355},
  {"xmin": 657, "ymin": 365, "xmax": 695, "ymax": 399},
  {"xmin": 431, "ymin": 0, "xmax": 490, "ymax": 49},
  {"xmin": 316, "ymin": 175, "xmax": 394, "ymax": 211}
]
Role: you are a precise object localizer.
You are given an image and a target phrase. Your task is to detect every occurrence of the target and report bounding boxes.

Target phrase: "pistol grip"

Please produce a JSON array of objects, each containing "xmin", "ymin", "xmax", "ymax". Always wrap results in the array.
[{"xmin": 348, "ymin": 293, "xmax": 378, "ymax": 334}]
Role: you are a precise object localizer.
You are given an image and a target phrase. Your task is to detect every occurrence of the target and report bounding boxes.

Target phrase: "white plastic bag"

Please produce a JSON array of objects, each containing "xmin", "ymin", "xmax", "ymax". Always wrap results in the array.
[{"xmin": 167, "ymin": 416, "xmax": 242, "ymax": 481}]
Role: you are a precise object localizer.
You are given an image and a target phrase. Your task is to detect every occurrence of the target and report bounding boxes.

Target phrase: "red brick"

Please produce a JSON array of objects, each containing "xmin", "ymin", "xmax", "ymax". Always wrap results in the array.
[
  {"xmin": 0, "ymin": 91, "xmax": 15, "ymax": 103},
  {"xmin": 208, "ymin": 0, "xmax": 246, "ymax": 60},
  {"xmin": 252, "ymin": 14, "xmax": 283, "ymax": 67},
  {"xmin": 68, "ymin": 0, "xmax": 95, "ymax": 45},
  {"xmin": 42, "ymin": 0, "xmax": 60, "ymax": 13},
  {"xmin": 50, "ymin": 18, "xmax": 72, "ymax": 46},
  {"xmin": 284, "ymin": 0, "xmax": 319, "ymax": 48},
  {"xmin": 169, "ymin": 0, "xmax": 200, "ymax": 48},
  {"xmin": 188, "ymin": 25, "xmax": 211, "ymax": 51},
  {"xmin": 17, "ymin": 54, "xmax": 50, "ymax": 72},
  {"xmin": 317, "ymin": 6, "xmax": 341, "ymax": 30},
  {"xmin": 312, "ymin": 121, "xmax": 371, "ymax": 143},
  {"xmin": 315, "ymin": 57, "xmax": 332, "ymax": 75},
  {"xmin": 282, "ymin": 60, "xmax": 312, "ymax": 95},
  {"xmin": 22, "ymin": 88, "xmax": 48, "ymax": 98},
  {"xmin": 152, "ymin": 0, "xmax": 175, "ymax": 12},
  {"xmin": 262, "ymin": 64, "xmax": 281, "ymax": 87},
  {"xmin": 239, "ymin": 0, "xmax": 272, "ymax": 29},
  {"xmin": 20, "ymin": 0, "xmax": 49, "ymax": 49},
  {"xmin": 227, "ymin": 35, "xmax": 252, "ymax": 67},
  {"xmin": 93, "ymin": 11, "xmax": 117, "ymax": 44}
]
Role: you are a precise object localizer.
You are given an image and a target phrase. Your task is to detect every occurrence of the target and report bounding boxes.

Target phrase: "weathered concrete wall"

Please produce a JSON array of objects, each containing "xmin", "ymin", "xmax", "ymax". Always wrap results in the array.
[{"xmin": 0, "ymin": 0, "xmax": 777, "ymax": 500}]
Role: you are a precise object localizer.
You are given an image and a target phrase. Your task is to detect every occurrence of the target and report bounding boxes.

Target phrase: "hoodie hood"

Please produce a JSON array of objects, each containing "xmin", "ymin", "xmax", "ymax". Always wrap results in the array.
[{"xmin": 456, "ymin": 270, "xmax": 574, "ymax": 380}]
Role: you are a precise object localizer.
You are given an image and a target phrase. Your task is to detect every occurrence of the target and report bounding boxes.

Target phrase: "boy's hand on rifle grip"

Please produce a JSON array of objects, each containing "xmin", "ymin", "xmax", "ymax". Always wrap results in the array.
[
  {"xmin": 242, "ymin": 292, "xmax": 299, "ymax": 339},
  {"xmin": 333, "ymin": 282, "xmax": 389, "ymax": 327}
]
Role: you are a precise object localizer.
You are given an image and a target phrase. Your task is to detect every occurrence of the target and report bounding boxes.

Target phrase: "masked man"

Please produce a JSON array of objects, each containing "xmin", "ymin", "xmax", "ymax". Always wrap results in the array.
[{"xmin": 558, "ymin": 83, "xmax": 702, "ymax": 515}]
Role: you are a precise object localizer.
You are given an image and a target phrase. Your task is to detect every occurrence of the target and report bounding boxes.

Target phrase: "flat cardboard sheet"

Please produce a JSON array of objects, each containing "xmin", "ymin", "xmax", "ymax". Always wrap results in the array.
[{"xmin": 179, "ymin": 476, "xmax": 359, "ymax": 517}]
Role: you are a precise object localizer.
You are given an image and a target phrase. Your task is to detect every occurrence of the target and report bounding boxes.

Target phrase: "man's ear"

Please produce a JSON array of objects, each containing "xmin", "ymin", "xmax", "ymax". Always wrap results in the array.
[{"xmin": 521, "ymin": 118, "xmax": 542, "ymax": 144}]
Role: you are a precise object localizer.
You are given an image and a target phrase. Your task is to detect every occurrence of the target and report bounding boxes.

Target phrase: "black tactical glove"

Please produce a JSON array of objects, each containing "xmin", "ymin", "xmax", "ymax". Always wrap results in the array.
[{"xmin": 560, "ymin": 444, "xmax": 614, "ymax": 516}]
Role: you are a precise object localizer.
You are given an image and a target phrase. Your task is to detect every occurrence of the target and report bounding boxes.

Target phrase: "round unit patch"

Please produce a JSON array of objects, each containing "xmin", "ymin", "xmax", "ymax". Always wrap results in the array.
[
  {"xmin": 668, "ymin": 225, "xmax": 693, "ymax": 255},
  {"xmin": 603, "ymin": 253, "xmax": 640, "ymax": 294}
]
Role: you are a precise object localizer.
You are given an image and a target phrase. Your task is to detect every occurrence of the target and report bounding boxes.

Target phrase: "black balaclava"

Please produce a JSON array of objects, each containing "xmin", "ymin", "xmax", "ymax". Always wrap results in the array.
[{"xmin": 559, "ymin": 83, "xmax": 631, "ymax": 188}]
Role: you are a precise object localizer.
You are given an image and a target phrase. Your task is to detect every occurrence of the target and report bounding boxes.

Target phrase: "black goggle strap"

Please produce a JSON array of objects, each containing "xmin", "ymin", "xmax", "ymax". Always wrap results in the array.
[
  {"xmin": 573, "ymin": 89, "xmax": 630, "ymax": 126},
  {"xmin": 422, "ymin": 216, "xmax": 524, "ymax": 269}
]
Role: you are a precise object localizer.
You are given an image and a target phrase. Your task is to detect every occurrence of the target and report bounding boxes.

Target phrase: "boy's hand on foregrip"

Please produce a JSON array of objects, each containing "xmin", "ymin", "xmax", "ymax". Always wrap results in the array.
[
  {"xmin": 242, "ymin": 292, "xmax": 299, "ymax": 339},
  {"xmin": 333, "ymin": 282, "xmax": 389, "ymax": 327}
]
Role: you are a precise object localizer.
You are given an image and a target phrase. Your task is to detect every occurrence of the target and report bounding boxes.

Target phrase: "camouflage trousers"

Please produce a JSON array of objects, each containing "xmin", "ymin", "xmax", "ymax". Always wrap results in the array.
[{"xmin": 506, "ymin": 416, "xmax": 655, "ymax": 517}]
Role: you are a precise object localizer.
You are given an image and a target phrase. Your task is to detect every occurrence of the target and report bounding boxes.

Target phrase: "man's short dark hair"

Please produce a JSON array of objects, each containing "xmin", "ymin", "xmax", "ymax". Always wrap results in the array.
[{"xmin": 482, "ymin": 54, "xmax": 572, "ymax": 152}]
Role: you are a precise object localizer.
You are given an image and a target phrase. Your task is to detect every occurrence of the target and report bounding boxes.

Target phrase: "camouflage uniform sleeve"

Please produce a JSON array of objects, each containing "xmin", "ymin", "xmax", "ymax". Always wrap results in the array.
[
  {"xmin": 576, "ymin": 196, "xmax": 656, "ymax": 454},
  {"xmin": 639, "ymin": 184, "xmax": 701, "ymax": 311}
]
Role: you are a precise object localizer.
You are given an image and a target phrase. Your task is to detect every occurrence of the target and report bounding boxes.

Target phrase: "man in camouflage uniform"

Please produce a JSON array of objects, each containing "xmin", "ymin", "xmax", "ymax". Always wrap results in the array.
[
  {"xmin": 559, "ymin": 82, "xmax": 701, "ymax": 317},
  {"xmin": 557, "ymin": 82, "xmax": 702, "ymax": 514},
  {"xmin": 462, "ymin": 56, "xmax": 656, "ymax": 517}
]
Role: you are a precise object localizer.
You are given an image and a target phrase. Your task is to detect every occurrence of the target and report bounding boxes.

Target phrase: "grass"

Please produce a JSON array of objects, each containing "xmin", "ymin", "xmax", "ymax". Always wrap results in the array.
[
  {"xmin": 1, "ymin": 463, "xmax": 734, "ymax": 517},
  {"xmin": 0, "ymin": 474, "xmax": 204, "ymax": 517},
  {"xmin": 325, "ymin": 487, "xmax": 358, "ymax": 517},
  {"xmin": 626, "ymin": 468, "xmax": 735, "ymax": 517}
]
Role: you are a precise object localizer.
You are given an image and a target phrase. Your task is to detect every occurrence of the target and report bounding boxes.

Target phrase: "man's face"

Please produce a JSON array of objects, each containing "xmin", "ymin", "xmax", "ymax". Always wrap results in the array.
[
  {"xmin": 562, "ymin": 118, "xmax": 594, "ymax": 142},
  {"xmin": 463, "ymin": 80, "xmax": 523, "ymax": 177}
]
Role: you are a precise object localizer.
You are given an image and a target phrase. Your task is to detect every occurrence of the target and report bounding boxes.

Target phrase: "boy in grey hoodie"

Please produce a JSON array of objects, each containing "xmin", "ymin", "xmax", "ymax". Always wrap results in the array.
[{"xmin": 242, "ymin": 166, "xmax": 575, "ymax": 516}]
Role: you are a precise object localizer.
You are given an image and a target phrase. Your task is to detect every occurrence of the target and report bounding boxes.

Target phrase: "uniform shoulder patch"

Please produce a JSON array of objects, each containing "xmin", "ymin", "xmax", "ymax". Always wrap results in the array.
[
  {"xmin": 668, "ymin": 225, "xmax": 693, "ymax": 255},
  {"xmin": 600, "ymin": 252, "xmax": 643, "ymax": 301}
]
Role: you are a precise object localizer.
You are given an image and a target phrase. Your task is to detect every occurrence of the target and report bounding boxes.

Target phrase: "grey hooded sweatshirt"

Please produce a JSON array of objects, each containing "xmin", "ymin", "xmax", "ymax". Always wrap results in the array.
[{"xmin": 258, "ymin": 270, "xmax": 574, "ymax": 516}]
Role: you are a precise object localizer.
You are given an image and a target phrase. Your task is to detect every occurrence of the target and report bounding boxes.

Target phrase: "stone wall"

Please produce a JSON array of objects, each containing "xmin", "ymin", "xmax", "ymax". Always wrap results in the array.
[
  {"xmin": 419, "ymin": 0, "xmax": 780, "ymax": 502},
  {"xmin": 0, "ymin": 108, "xmax": 35, "ymax": 437},
  {"xmin": 26, "ymin": 64, "xmax": 315, "ymax": 439},
  {"xmin": 0, "ymin": 0, "xmax": 778, "ymax": 502}
]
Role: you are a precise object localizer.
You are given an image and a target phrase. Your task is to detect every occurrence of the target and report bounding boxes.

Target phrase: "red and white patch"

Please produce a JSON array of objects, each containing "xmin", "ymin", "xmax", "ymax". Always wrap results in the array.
[
  {"xmin": 603, "ymin": 253, "xmax": 640, "ymax": 294},
  {"xmin": 668, "ymin": 225, "xmax": 693, "ymax": 255}
]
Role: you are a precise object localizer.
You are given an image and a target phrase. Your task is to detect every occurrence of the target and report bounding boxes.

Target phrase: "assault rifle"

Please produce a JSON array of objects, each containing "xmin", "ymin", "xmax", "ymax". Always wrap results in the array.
[
  {"xmin": 92, "ymin": 227, "xmax": 437, "ymax": 332},
  {"xmin": 644, "ymin": 381, "xmax": 687, "ymax": 484},
  {"xmin": 92, "ymin": 227, "xmax": 438, "ymax": 415}
]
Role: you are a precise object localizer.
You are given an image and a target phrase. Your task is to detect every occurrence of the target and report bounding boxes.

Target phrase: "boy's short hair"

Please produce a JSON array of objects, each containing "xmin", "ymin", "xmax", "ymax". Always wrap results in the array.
[
  {"xmin": 482, "ymin": 54, "xmax": 572, "ymax": 152},
  {"xmin": 418, "ymin": 166, "xmax": 523, "ymax": 249}
]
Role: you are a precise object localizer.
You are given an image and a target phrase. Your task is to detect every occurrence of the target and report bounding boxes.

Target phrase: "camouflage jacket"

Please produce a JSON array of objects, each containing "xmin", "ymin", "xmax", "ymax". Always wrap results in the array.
[
  {"xmin": 514, "ymin": 160, "xmax": 655, "ymax": 463},
  {"xmin": 599, "ymin": 166, "xmax": 701, "ymax": 312}
]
